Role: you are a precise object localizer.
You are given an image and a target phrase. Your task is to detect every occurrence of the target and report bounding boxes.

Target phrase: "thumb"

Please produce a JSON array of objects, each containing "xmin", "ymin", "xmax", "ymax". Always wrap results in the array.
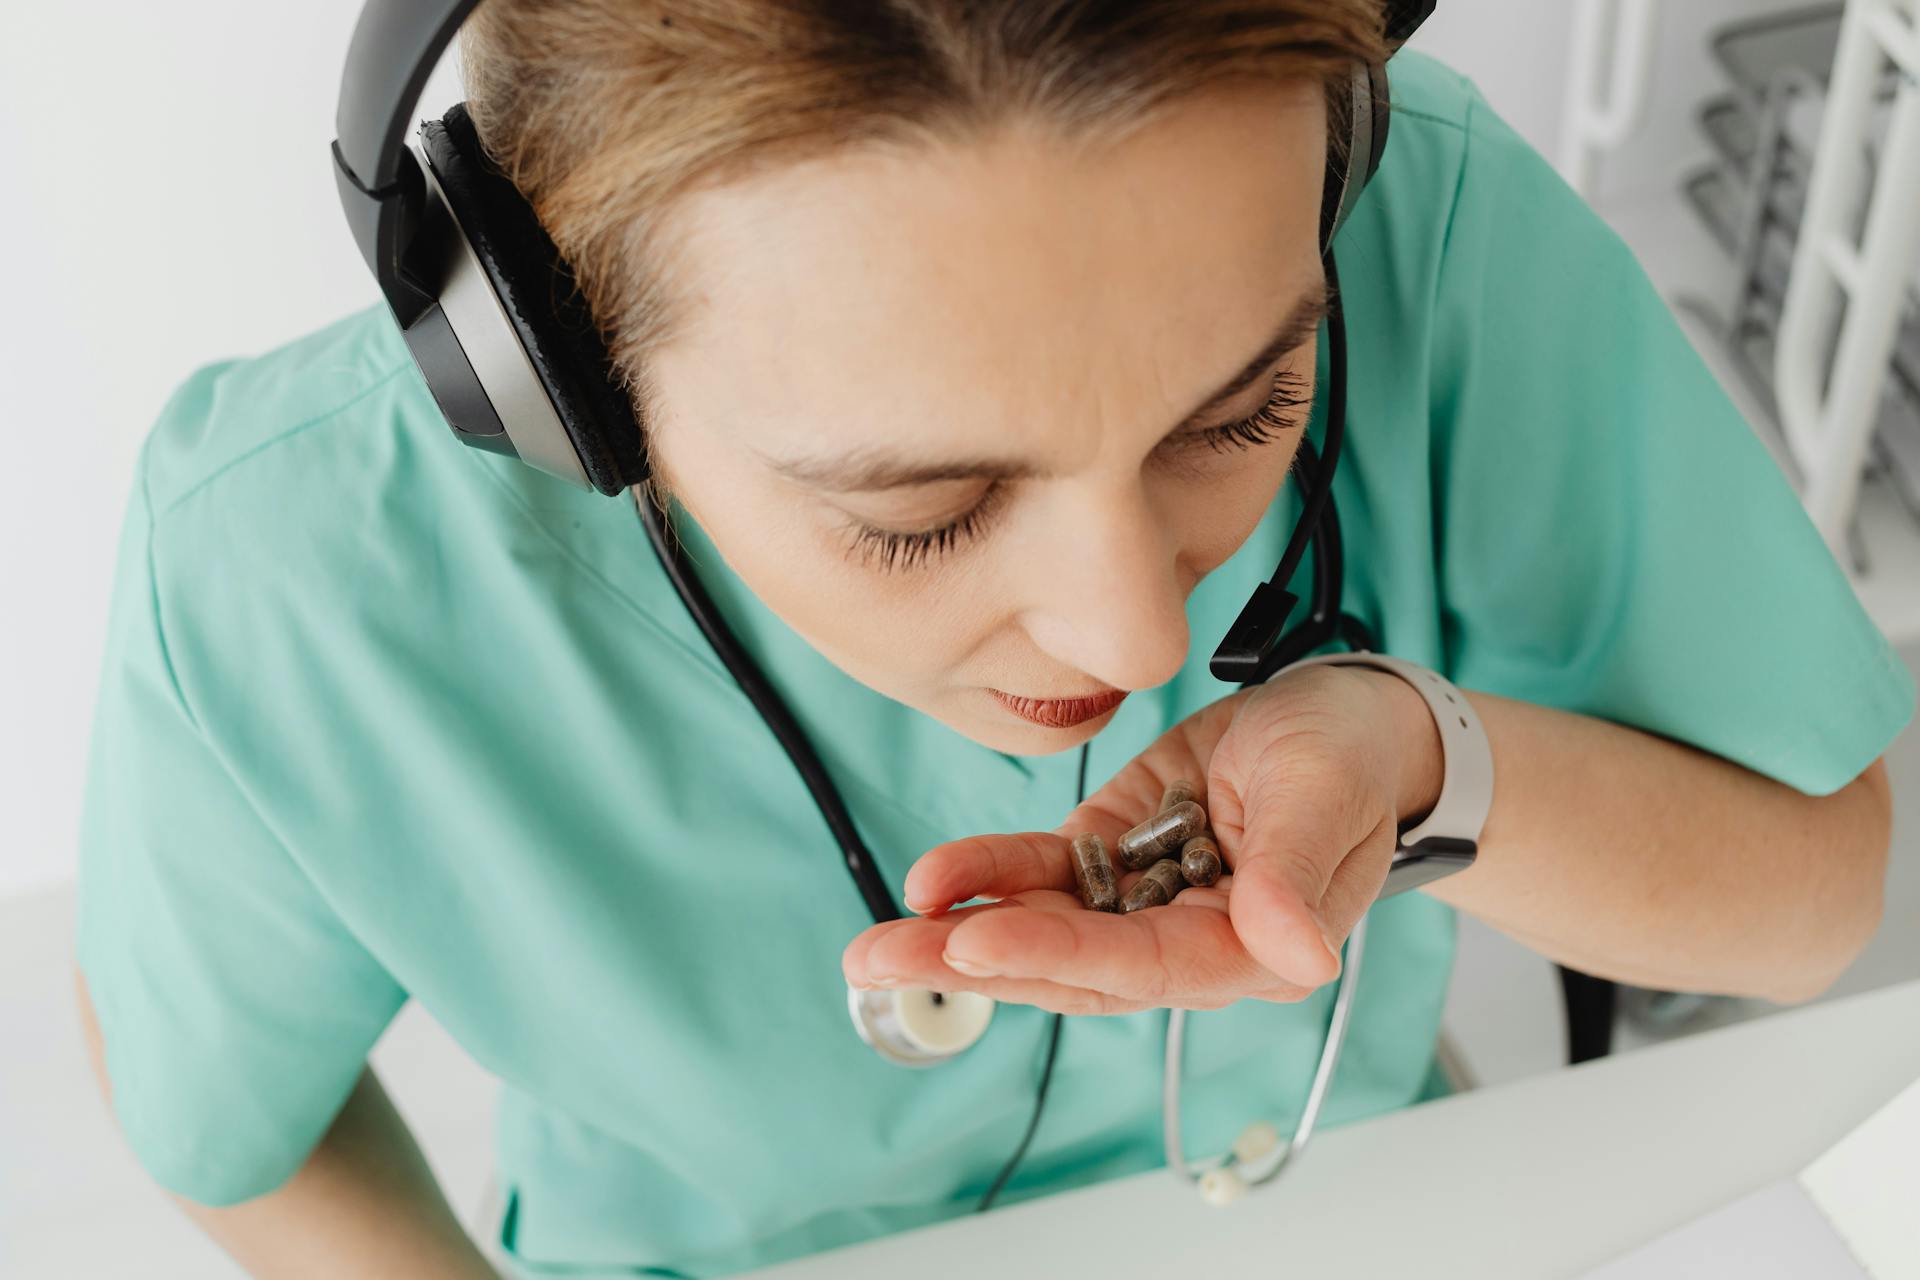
[{"xmin": 1214, "ymin": 769, "xmax": 1349, "ymax": 988}]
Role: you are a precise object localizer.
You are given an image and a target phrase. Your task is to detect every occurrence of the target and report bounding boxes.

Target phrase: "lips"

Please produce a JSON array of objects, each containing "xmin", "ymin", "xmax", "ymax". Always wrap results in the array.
[{"xmin": 989, "ymin": 687, "xmax": 1129, "ymax": 729}]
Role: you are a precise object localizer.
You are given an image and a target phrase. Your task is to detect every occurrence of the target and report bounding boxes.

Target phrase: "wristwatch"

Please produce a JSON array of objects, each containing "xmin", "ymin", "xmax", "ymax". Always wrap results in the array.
[{"xmin": 1269, "ymin": 652, "xmax": 1494, "ymax": 899}]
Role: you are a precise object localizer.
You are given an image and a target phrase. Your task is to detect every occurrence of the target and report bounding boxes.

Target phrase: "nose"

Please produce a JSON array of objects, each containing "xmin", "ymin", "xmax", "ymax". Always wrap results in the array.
[{"xmin": 1017, "ymin": 484, "xmax": 1191, "ymax": 692}]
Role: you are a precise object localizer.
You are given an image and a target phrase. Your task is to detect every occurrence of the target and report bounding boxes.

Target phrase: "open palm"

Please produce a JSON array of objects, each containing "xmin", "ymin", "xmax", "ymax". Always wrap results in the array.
[{"xmin": 842, "ymin": 666, "xmax": 1415, "ymax": 1014}]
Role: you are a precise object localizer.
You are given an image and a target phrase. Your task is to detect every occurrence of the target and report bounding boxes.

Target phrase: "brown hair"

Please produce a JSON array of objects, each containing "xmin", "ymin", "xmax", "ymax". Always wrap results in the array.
[{"xmin": 460, "ymin": 1, "xmax": 1386, "ymax": 437}]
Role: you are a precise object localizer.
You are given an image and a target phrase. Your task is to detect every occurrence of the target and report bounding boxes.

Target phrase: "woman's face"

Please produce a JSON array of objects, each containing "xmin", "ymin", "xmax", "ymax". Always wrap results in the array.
[{"xmin": 644, "ymin": 80, "xmax": 1328, "ymax": 755}]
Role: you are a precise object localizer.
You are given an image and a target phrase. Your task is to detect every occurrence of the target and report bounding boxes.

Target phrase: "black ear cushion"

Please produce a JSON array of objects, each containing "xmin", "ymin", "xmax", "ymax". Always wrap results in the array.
[{"xmin": 419, "ymin": 102, "xmax": 648, "ymax": 494}]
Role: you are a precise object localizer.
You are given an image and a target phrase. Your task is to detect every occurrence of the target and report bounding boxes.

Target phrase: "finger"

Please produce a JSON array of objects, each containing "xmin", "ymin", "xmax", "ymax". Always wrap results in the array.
[
  {"xmin": 939, "ymin": 889, "xmax": 1267, "ymax": 1007},
  {"xmin": 903, "ymin": 832, "xmax": 1080, "ymax": 915},
  {"xmin": 1171, "ymin": 875, "xmax": 1320, "ymax": 1003},
  {"xmin": 1318, "ymin": 814, "xmax": 1399, "ymax": 949},
  {"xmin": 904, "ymin": 785, "xmax": 1165, "ymax": 912},
  {"xmin": 1226, "ymin": 854, "xmax": 1342, "ymax": 988},
  {"xmin": 842, "ymin": 899, "xmax": 1024, "ymax": 987},
  {"xmin": 1215, "ymin": 763, "xmax": 1367, "ymax": 988},
  {"xmin": 845, "ymin": 892, "xmax": 1095, "ymax": 984},
  {"xmin": 853, "ymin": 898, "xmax": 1156, "ymax": 1014}
]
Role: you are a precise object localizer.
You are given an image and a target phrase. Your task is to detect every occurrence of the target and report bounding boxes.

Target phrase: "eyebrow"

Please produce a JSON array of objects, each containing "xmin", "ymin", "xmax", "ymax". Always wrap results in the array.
[{"xmin": 760, "ymin": 282, "xmax": 1330, "ymax": 493}]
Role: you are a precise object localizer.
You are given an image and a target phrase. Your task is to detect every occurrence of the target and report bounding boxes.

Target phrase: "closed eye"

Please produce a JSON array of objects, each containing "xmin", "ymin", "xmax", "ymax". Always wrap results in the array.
[
  {"xmin": 840, "ymin": 367, "xmax": 1313, "ymax": 573},
  {"xmin": 1173, "ymin": 369, "xmax": 1312, "ymax": 454}
]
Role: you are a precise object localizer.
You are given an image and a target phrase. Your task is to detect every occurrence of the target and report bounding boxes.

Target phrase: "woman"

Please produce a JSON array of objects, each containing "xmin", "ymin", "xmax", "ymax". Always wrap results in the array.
[{"xmin": 75, "ymin": 1, "xmax": 1910, "ymax": 1276}]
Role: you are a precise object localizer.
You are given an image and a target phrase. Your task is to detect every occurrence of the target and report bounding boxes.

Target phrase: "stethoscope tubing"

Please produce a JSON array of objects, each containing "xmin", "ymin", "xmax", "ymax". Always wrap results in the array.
[{"xmin": 1163, "ymin": 914, "xmax": 1370, "ymax": 1190}]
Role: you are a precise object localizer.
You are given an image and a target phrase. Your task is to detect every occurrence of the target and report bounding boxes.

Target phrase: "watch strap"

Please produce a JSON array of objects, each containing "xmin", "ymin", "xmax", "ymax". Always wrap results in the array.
[{"xmin": 1269, "ymin": 652, "xmax": 1493, "ymax": 896}]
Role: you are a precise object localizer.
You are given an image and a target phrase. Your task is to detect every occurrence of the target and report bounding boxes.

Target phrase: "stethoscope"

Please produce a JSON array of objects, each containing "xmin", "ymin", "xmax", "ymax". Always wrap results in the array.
[{"xmin": 634, "ymin": 253, "xmax": 1382, "ymax": 1204}]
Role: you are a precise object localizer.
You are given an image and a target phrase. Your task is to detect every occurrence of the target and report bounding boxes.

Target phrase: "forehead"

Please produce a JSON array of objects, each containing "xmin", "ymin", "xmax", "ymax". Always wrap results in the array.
[{"xmin": 648, "ymin": 80, "xmax": 1329, "ymax": 457}]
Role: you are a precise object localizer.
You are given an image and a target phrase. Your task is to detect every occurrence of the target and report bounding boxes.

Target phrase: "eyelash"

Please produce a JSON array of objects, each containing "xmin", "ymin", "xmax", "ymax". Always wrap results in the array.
[{"xmin": 845, "ymin": 369, "xmax": 1312, "ymax": 572}]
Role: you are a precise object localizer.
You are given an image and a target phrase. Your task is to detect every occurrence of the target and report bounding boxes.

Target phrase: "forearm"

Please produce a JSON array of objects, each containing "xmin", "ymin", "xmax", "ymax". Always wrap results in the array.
[
  {"xmin": 75, "ymin": 972, "xmax": 497, "ymax": 1280},
  {"xmin": 176, "ymin": 1068, "xmax": 500, "ymax": 1280},
  {"xmin": 1371, "ymin": 680, "xmax": 1893, "ymax": 1004}
]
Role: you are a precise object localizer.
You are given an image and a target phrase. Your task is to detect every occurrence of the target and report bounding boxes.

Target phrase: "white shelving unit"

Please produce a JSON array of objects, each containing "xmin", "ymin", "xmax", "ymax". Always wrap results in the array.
[{"xmin": 1584, "ymin": 0, "xmax": 1920, "ymax": 649}]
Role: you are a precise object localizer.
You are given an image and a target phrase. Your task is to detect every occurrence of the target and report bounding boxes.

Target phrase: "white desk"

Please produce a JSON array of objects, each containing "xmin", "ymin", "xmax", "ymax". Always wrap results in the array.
[{"xmin": 741, "ymin": 979, "xmax": 1920, "ymax": 1279}]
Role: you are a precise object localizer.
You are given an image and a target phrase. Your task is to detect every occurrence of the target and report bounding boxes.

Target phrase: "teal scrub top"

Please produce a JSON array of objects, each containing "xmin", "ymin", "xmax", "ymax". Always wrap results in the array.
[{"xmin": 76, "ymin": 52, "xmax": 1913, "ymax": 1278}]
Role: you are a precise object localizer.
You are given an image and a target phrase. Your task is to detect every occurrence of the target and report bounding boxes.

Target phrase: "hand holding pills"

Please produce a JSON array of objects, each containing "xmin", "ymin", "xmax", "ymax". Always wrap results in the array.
[{"xmin": 842, "ymin": 664, "xmax": 1446, "ymax": 1017}]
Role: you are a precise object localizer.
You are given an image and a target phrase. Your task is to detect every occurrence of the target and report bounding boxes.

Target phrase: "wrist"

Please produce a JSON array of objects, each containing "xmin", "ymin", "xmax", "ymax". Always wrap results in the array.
[{"xmin": 1362, "ymin": 669, "xmax": 1445, "ymax": 830}]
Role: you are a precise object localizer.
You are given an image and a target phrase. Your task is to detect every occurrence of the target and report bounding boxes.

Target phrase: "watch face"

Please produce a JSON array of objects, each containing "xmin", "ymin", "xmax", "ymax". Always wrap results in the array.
[{"xmin": 1379, "ymin": 840, "xmax": 1478, "ymax": 899}]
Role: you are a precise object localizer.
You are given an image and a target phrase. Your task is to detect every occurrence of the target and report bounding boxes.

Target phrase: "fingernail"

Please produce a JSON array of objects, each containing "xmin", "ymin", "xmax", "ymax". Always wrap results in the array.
[{"xmin": 943, "ymin": 951, "xmax": 998, "ymax": 978}]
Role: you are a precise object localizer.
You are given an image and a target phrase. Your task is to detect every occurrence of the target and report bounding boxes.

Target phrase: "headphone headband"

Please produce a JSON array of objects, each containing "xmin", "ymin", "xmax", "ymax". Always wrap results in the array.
[{"xmin": 335, "ymin": 1, "xmax": 480, "ymax": 192}]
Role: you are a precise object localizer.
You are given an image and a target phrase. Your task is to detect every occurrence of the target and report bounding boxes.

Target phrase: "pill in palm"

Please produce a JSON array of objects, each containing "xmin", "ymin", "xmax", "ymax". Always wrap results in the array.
[
  {"xmin": 1116, "ymin": 800, "xmax": 1207, "ymax": 870},
  {"xmin": 1179, "ymin": 834, "xmax": 1222, "ymax": 887},
  {"xmin": 1157, "ymin": 778, "xmax": 1198, "ymax": 813},
  {"xmin": 1120, "ymin": 858, "xmax": 1187, "ymax": 913},
  {"xmin": 1069, "ymin": 832, "xmax": 1120, "ymax": 913}
]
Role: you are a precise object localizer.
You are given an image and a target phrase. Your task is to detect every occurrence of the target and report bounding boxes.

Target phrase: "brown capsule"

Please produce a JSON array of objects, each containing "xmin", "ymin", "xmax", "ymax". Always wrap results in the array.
[
  {"xmin": 1069, "ymin": 832, "xmax": 1120, "ymax": 913},
  {"xmin": 1179, "ymin": 835, "xmax": 1222, "ymax": 887},
  {"xmin": 1157, "ymin": 779, "xmax": 1199, "ymax": 814},
  {"xmin": 1120, "ymin": 859, "xmax": 1187, "ymax": 913},
  {"xmin": 1116, "ymin": 800, "xmax": 1207, "ymax": 871}
]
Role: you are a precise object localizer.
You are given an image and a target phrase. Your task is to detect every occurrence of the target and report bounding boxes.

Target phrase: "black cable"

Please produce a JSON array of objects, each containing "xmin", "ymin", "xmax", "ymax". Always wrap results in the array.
[
  {"xmin": 977, "ymin": 1007, "xmax": 1064, "ymax": 1212},
  {"xmin": 1211, "ymin": 251, "xmax": 1354, "ymax": 685},
  {"xmin": 1237, "ymin": 248, "xmax": 1382, "ymax": 684},
  {"xmin": 638, "ymin": 490, "xmax": 1080, "ymax": 1209},
  {"xmin": 1281, "ymin": 250, "xmax": 1348, "ymax": 613},
  {"xmin": 976, "ymin": 739, "xmax": 1088, "ymax": 1212},
  {"xmin": 633, "ymin": 491, "xmax": 903, "ymax": 923}
]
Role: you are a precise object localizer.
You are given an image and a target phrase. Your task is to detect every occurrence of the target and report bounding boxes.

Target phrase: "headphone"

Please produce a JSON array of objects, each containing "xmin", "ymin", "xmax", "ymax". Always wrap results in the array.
[{"xmin": 331, "ymin": 1, "xmax": 1434, "ymax": 924}]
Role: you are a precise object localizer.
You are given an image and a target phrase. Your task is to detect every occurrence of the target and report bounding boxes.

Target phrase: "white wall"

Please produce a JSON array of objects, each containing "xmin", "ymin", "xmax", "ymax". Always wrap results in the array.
[
  {"xmin": 0, "ymin": 3, "xmax": 457, "ymax": 898},
  {"xmin": 0, "ymin": 2, "xmax": 1741, "ymax": 900}
]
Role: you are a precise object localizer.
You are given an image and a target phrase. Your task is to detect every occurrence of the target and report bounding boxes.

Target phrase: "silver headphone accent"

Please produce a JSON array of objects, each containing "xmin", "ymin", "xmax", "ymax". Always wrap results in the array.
[{"xmin": 414, "ymin": 145, "xmax": 592, "ymax": 488}]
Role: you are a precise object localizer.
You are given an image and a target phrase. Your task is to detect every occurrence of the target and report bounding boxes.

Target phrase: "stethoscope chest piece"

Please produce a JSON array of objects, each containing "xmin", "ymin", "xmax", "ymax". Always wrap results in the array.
[{"xmin": 848, "ymin": 984, "xmax": 996, "ymax": 1067}]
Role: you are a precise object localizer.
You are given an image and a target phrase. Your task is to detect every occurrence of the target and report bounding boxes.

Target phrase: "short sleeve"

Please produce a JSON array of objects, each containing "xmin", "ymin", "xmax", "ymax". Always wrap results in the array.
[
  {"xmin": 1427, "ymin": 89, "xmax": 1914, "ymax": 796},
  {"xmin": 75, "ymin": 373, "xmax": 407, "ymax": 1206}
]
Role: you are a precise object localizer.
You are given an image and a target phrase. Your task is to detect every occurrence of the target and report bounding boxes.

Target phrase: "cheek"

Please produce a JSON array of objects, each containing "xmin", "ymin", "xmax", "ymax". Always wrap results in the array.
[
  {"xmin": 1169, "ymin": 432, "xmax": 1304, "ymax": 577},
  {"xmin": 649, "ymin": 426, "xmax": 999, "ymax": 700}
]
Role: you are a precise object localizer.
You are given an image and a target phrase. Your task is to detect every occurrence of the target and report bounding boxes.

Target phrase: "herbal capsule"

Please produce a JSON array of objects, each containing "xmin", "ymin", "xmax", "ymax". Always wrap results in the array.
[
  {"xmin": 1069, "ymin": 832, "xmax": 1120, "ymax": 913},
  {"xmin": 1157, "ymin": 779, "xmax": 1199, "ymax": 814},
  {"xmin": 1180, "ymin": 835, "xmax": 1222, "ymax": 887},
  {"xmin": 1120, "ymin": 858, "xmax": 1187, "ymax": 913},
  {"xmin": 1116, "ymin": 800, "xmax": 1207, "ymax": 871}
]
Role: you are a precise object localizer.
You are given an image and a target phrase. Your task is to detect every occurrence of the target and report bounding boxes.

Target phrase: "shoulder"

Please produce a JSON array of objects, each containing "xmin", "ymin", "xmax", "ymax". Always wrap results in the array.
[
  {"xmin": 138, "ymin": 303, "xmax": 423, "ymax": 519},
  {"xmin": 127, "ymin": 304, "xmax": 569, "ymax": 710},
  {"xmin": 131, "ymin": 302, "xmax": 552, "ymax": 615},
  {"xmin": 1382, "ymin": 47, "xmax": 1477, "ymax": 135},
  {"xmin": 1334, "ymin": 48, "xmax": 1611, "ymax": 354},
  {"xmin": 1379, "ymin": 49, "xmax": 1543, "ymax": 170},
  {"xmin": 1355, "ymin": 50, "xmax": 1562, "ymax": 259}
]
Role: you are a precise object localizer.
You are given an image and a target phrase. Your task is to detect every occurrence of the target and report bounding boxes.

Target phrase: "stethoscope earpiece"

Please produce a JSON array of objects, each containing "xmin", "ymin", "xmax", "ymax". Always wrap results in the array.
[
  {"xmin": 847, "ymin": 984, "xmax": 996, "ymax": 1067},
  {"xmin": 1198, "ymin": 1165, "xmax": 1248, "ymax": 1207}
]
